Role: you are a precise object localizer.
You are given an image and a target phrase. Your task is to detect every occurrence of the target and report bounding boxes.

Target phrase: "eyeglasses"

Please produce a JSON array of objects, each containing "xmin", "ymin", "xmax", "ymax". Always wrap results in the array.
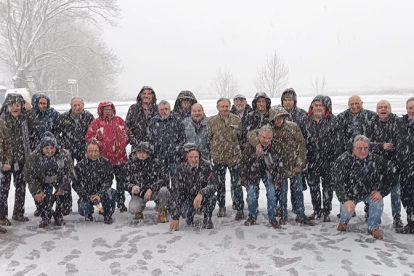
[{"xmin": 355, "ymin": 147, "xmax": 369, "ymax": 151}]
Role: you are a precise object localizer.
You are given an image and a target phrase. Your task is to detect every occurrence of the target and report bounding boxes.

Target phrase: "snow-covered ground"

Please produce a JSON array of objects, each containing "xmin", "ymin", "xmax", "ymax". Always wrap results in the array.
[{"xmin": 1, "ymin": 94, "xmax": 414, "ymax": 276}]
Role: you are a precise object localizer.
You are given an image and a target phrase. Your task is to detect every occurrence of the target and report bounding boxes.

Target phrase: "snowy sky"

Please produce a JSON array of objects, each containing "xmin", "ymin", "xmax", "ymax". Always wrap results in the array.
[{"xmin": 102, "ymin": 0, "xmax": 414, "ymax": 99}]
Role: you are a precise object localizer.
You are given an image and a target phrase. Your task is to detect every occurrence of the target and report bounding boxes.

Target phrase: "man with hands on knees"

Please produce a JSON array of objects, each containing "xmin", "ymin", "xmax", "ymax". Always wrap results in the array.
[
  {"xmin": 169, "ymin": 143, "xmax": 218, "ymax": 232},
  {"xmin": 333, "ymin": 135, "xmax": 397, "ymax": 239}
]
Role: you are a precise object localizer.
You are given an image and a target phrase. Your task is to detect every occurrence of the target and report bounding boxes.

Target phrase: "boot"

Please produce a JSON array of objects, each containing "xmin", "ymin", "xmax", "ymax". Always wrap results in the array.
[
  {"xmin": 0, "ymin": 218, "xmax": 11, "ymax": 226},
  {"xmin": 85, "ymin": 214, "xmax": 93, "ymax": 221},
  {"xmin": 34, "ymin": 209, "xmax": 40, "ymax": 217},
  {"xmin": 295, "ymin": 214, "xmax": 315, "ymax": 226},
  {"xmin": 55, "ymin": 217, "xmax": 65, "ymax": 226},
  {"xmin": 244, "ymin": 215, "xmax": 257, "ymax": 226},
  {"xmin": 134, "ymin": 212, "xmax": 144, "ymax": 220},
  {"xmin": 279, "ymin": 215, "xmax": 288, "ymax": 225},
  {"xmin": 269, "ymin": 218, "xmax": 281, "ymax": 229},
  {"xmin": 308, "ymin": 211, "xmax": 321, "ymax": 220},
  {"xmin": 12, "ymin": 215, "xmax": 29, "ymax": 222},
  {"xmin": 118, "ymin": 203, "xmax": 127, "ymax": 213},
  {"xmin": 202, "ymin": 217, "xmax": 214, "ymax": 229},
  {"xmin": 395, "ymin": 224, "xmax": 414, "ymax": 234},
  {"xmin": 158, "ymin": 208, "xmax": 168, "ymax": 223},
  {"xmin": 368, "ymin": 228, "xmax": 383, "ymax": 240},
  {"xmin": 0, "ymin": 226, "xmax": 6, "ymax": 234},
  {"xmin": 337, "ymin": 222, "xmax": 347, "ymax": 231},
  {"xmin": 234, "ymin": 210, "xmax": 244, "ymax": 220},
  {"xmin": 393, "ymin": 217, "xmax": 404, "ymax": 229},
  {"xmin": 323, "ymin": 214, "xmax": 331, "ymax": 222},
  {"xmin": 104, "ymin": 216, "xmax": 113, "ymax": 224},
  {"xmin": 217, "ymin": 207, "xmax": 226, "ymax": 218},
  {"xmin": 39, "ymin": 219, "xmax": 51, "ymax": 228}
]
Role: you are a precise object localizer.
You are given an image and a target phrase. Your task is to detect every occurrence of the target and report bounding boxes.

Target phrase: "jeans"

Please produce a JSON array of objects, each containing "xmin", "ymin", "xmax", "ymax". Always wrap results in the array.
[
  {"xmin": 340, "ymin": 192, "xmax": 383, "ymax": 230},
  {"xmin": 129, "ymin": 187, "xmax": 170, "ymax": 214},
  {"xmin": 281, "ymin": 174, "xmax": 305, "ymax": 216},
  {"xmin": 246, "ymin": 172, "xmax": 277, "ymax": 219},
  {"xmin": 78, "ymin": 188, "xmax": 119, "ymax": 217},
  {"xmin": 178, "ymin": 195, "xmax": 217, "ymax": 219},
  {"xmin": 213, "ymin": 162, "xmax": 244, "ymax": 211},
  {"xmin": 308, "ymin": 174, "xmax": 333, "ymax": 215}
]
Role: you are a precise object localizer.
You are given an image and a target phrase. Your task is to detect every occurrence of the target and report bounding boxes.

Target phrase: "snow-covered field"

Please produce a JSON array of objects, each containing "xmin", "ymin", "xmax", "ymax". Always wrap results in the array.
[{"xmin": 1, "ymin": 94, "xmax": 414, "ymax": 276}]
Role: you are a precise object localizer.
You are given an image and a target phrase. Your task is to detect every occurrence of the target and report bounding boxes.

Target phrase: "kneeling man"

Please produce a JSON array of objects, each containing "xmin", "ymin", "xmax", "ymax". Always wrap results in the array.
[
  {"xmin": 334, "ymin": 135, "xmax": 397, "ymax": 239},
  {"xmin": 72, "ymin": 141, "xmax": 118, "ymax": 224},
  {"xmin": 169, "ymin": 143, "xmax": 217, "ymax": 231}
]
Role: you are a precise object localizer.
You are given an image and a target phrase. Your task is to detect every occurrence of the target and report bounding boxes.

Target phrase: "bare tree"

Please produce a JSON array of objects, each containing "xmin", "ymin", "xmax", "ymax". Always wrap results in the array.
[
  {"xmin": 312, "ymin": 76, "xmax": 327, "ymax": 95},
  {"xmin": 210, "ymin": 68, "xmax": 239, "ymax": 99},
  {"xmin": 0, "ymin": 0, "xmax": 121, "ymax": 100},
  {"xmin": 254, "ymin": 50, "xmax": 289, "ymax": 98}
]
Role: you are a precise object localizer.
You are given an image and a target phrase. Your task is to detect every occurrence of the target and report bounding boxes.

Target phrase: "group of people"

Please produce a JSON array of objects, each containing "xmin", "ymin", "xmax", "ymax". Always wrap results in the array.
[{"xmin": 0, "ymin": 86, "xmax": 413, "ymax": 240}]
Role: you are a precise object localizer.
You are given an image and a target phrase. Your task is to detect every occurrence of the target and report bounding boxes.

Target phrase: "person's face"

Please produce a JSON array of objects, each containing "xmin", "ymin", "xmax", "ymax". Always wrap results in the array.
[
  {"xmin": 407, "ymin": 100, "xmax": 414, "ymax": 121},
  {"xmin": 43, "ymin": 145, "xmax": 56, "ymax": 158},
  {"xmin": 274, "ymin": 116, "xmax": 284, "ymax": 127},
  {"xmin": 353, "ymin": 140, "xmax": 369, "ymax": 160},
  {"xmin": 103, "ymin": 106, "xmax": 113, "ymax": 118},
  {"xmin": 8, "ymin": 102, "xmax": 22, "ymax": 117},
  {"xmin": 86, "ymin": 144, "xmax": 100, "ymax": 161},
  {"xmin": 158, "ymin": 104, "xmax": 171, "ymax": 119},
  {"xmin": 258, "ymin": 132, "xmax": 272, "ymax": 147},
  {"xmin": 181, "ymin": 100, "xmax": 191, "ymax": 113},
  {"xmin": 256, "ymin": 98, "xmax": 267, "ymax": 113},
  {"xmin": 136, "ymin": 151, "xmax": 149, "ymax": 160},
  {"xmin": 71, "ymin": 99, "xmax": 84, "ymax": 116},
  {"xmin": 234, "ymin": 98, "xmax": 247, "ymax": 113},
  {"xmin": 38, "ymin": 98, "xmax": 48, "ymax": 111},
  {"xmin": 141, "ymin": 89, "xmax": 153, "ymax": 105},
  {"xmin": 376, "ymin": 100, "xmax": 391, "ymax": 121},
  {"xmin": 217, "ymin": 100, "xmax": 230, "ymax": 117},
  {"xmin": 312, "ymin": 101, "xmax": 326, "ymax": 119},
  {"xmin": 348, "ymin": 96, "xmax": 363, "ymax": 115},
  {"xmin": 187, "ymin": 150, "xmax": 200, "ymax": 167},
  {"xmin": 283, "ymin": 97, "xmax": 294, "ymax": 111},
  {"xmin": 191, "ymin": 104, "xmax": 204, "ymax": 122}
]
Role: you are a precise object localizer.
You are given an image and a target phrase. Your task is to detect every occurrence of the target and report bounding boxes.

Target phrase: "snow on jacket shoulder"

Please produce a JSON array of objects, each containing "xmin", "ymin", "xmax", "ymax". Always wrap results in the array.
[{"xmin": 85, "ymin": 101, "xmax": 129, "ymax": 166}]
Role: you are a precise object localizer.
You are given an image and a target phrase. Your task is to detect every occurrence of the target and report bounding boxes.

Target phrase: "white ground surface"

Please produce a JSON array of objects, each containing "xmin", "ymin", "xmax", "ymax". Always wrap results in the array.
[{"xmin": 1, "ymin": 94, "xmax": 414, "ymax": 276}]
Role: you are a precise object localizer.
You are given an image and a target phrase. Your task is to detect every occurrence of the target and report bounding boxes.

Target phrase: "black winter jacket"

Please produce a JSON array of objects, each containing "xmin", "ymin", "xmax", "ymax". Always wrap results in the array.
[
  {"xmin": 170, "ymin": 159, "xmax": 218, "ymax": 220},
  {"xmin": 393, "ymin": 115, "xmax": 414, "ymax": 187},
  {"xmin": 72, "ymin": 156, "xmax": 114, "ymax": 200}
]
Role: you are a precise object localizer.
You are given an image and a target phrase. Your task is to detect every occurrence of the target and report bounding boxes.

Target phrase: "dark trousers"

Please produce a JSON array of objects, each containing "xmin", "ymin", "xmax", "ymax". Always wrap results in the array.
[
  {"xmin": 179, "ymin": 195, "xmax": 217, "ymax": 220},
  {"xmin": 77, "ymin": 188, "xmax": 119, "ymax": 217},
  {"xmin": 0, "ymin": 164, "xmax": 26, "ymax": 218},
  {"xmin": 213, "ymin": 162, "xmax": 244, "ymax": 211},
  {"xmin": 113, "ymin": 164, "xmax": 126, "ymax": 204},
  {"xmin": 400, "ymin": 180, "xmax": 414, "ymax": 226},
  {"xmin": 35, "ymin": 186, "xmax": 64, "ymax": 220},
  {"xmin": 307, "ymin": 174, "xmax": 333, "ymax": 215}
]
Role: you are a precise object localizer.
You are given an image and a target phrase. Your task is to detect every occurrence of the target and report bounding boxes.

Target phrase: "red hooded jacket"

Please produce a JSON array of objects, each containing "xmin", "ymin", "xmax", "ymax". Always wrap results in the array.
[{"xmin": 85, "ymin": 101, "xmax": 129, "ymax": 165}]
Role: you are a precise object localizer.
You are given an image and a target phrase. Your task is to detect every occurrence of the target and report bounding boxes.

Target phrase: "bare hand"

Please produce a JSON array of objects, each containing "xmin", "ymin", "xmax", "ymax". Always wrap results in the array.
[
  {"xmin": 255, "ymin": 144, "xmax": 263, "ymax": 157},
  {"xmin": 382, "ymin": 143, "xmax": 394, "ymax": 151},
  {"xmin": 35, "ymin": 192, "xmax": 45, "ymax": 203},
  {"xmin": 193, "ymin": 194, "xmax": 203, "ymax": 209},
  {"xmin": 90, "ymin": 195, "xmax": 101, "ymax": 202},
  {"xmin": 294, "ymin": 167, "xmax": 301, "ymax": 173},
  {"xmin": 371, "ymin": 190, "xmax": 383, "ymax": 203},
  {"xmin": 2, "ymin": 164, "xmax": 11, "ymax": 171},
  {"xmin": 144, "ymin": 189, "xmax": 152, "ymax": 200},
  {"xmin": 343, "ymin": 200, "xmax": 356, "ymax": 214},
  {"xmin": 132, "ymin": 185, "xmax": 140, "ymax": 195},
  {"xmin": 170, "ymin": 220, "xmax": 179, "ymax": 232}
]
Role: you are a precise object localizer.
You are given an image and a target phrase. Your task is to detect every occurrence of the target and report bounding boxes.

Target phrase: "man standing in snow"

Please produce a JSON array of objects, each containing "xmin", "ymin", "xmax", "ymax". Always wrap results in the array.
[
  {"xmin": 169, "ymin": 143, "xmax": 217, "ymax": 231},
  {"xmin": 183, "ymin": 103, "xmax": 210, "ymax": 160},
  {"xmin": 208, "ymin": 98, "xmax": 244, "ymax": 220},
  {"xmin": 334, "ymin": 135, "xmax": 397, "ymax": 240},
  {"xmin": 72, "ymin": 140, "xmax": 118, "ymax": 224}
]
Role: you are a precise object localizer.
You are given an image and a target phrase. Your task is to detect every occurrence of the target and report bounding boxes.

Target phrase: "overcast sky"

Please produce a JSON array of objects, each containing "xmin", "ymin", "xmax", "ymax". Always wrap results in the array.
[{"xmin": 103, "ymin": 1, "xmax": 414, "ymax": 100}]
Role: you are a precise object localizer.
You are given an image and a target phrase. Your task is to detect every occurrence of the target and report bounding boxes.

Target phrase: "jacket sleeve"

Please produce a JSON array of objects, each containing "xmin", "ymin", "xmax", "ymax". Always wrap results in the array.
[
  {"xmin": 292, "ymin": 124, "xmax": 307, "ymax": 170},
  {"xmin": 96, "ymin": 160, "xmax": 114, "ymax": 199},
  {"xmin": 24, "ymin": 154, "xmax": 44, "ymax": 196},
  {"xmin": 85, "ymin": 120, "xmax": 98, "ymax": 142},
  {"xmin": 199, "ymin": 165, "xmax": 218, "ymax": 198},
  {"xmin": 246, "ymin": 129, "xmax": 261, "ymax": 147},
  {"xmin": 332, "ymin": 154, "xmax": 349, "ymax": 203},
  {"xmin": 72, "ymin": 164, "xmax": 88, "ymax": 199},
  {"xmin": 377, "ymin": 158, "xmax": 398, "ymax": 197}
]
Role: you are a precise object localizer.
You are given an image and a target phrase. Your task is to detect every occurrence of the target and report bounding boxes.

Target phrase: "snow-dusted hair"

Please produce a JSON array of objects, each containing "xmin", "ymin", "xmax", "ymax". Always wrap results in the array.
[{"xmin": 353, "ymin": 135, "xmax": 370, "ymax": 147}]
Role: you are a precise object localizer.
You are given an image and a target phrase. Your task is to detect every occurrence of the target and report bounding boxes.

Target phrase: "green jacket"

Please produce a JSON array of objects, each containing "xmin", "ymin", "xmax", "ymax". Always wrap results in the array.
[
  {"xmin": 25, "ymin": 147, "xmax": 74, "ymax": 196},
  {"xmin": 247, "ymin": 106, "xmax": 307, "ymax": 179},
  {"xmin": 208, "ymin": 113, "xmax": 242, "ymax": 167},
  {"xmin": 0, "ymin": 119, "xmax": 12, "ymax": 165}
]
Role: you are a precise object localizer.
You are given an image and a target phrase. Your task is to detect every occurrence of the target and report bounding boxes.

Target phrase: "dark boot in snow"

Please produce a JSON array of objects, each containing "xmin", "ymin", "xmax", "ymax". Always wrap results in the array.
[
  {"xmin": 269, "ymin": 218, "xmax": 281, "ymax": 229},
  {"xmin": 34, "ymin": 209, "xmax": 40, "ymax": 217},
  {"xmin": 134, "ymin": 212, "xmax": 144, "ymax": 220},
  {"xmin": 12, "ymin": 215, "xmax": 29, "ymax": 222},
  {"xmin": 202, "ymin": 217, "xmax": 214, "ymax": 229},
  {"xmin": 217, "ymin": 207, "xmax": 226, "ymax": 217},
  {"xmin": 244, "ymin": 215, "xmax": 257, "ymax": 226},
  {"xmin": 0, "ymin": 218, "xmax": 11, "ymax": 226},
  {"xmin": 295, "ymin": 214, "xmax": 315, "ymax": 226},
  {"xmin": 279, "ymin": 215, "xmax": 288, "ymax": 225},
  {"xmin": 308, "ymin": 212, "xmax": 321, "ymax": 220},
  {"xmin": 85, "ymin": 214, "xmax": 93, "ymax": 221},
  {"xmin": 234, "ymin": 210, "xmax": 244, "ymax": 220},
  {"xmin": 393, "ymin": 217, "xmax": 404, "ymax": 229},
  {"xmin": 55, "ymin": 217, "xmax": 65, "ymax": 226},
  {"xmin": 0, "ymin": 226, "xmax": 6, "ymax": 233},
  {"xmin": 39, "ymin": 219, "xmax": 51, "ymax": 228},
  {"xmin": 323, "ymin": 214, "xmax": 331, "ymax": 222},
  {"xmin": 118, "ymin": 203, "xmax": 127, "ymax": 213},
  {"xmin": 104, "ymin": 216, "xmax": 113, "ymax": 224},
  {"xmin": 396, "ymin": 224, "xmax": 414, "ymax": 234}
]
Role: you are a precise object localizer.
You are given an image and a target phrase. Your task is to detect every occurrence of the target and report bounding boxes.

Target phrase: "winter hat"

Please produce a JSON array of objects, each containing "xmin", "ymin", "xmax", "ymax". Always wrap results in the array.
[
  {"xmin": 132, "ymin": 141, "xmax": 153, "ymax": 155},
  {"xmin": 281, "ymin": 88, "xmax": 297, "ymax": 102},
  {"xmin": 41, "ymin": 131, "xmax": 57, "ymax": 148},
  {"xmin": 233, "ymin": 94, "xmax": 246, "ymax": 100}
]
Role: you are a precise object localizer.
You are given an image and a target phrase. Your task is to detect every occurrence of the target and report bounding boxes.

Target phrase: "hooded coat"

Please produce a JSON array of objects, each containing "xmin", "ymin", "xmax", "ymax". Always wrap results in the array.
[
  {"xmin": 85, "ymin": 101, "xmax": 129, "ymax": 166},
  {"xmin": 30, "ymin": 94, "xmax": 60, "ymax": 137},
  {"xmin": 247, "ymin": 105, "xmax": 307, "ymax": 179},
  {"xmin": 305, "ymin": 95, "xmax": 342, "ymax": 179},
  {"xmin": 125, "ymin": 86, "xmax": 158, "ymax": 147},
  {"xmin": 72, "ymin": 156, "xmax": 114, "ymax": 200},
  {"xmin": 183, "ymin": 114, "xmax": 210, "ymax": 160},
  {"xmin": 337, "ymin": 107, "xmax": 377, "ymax": 153},
  {"xmin": 333, "ymin": 151, "xmax": 397, "ymax": 203},
  {"xmin": 0, "ymin": 93, "xmax": 40, "ymax": 165},
  {"xmin": 230, "ymin": 103, "xmax": 253, "ymax": 124},
  {"xmin": 52, "ymin": 108, "xmax": 94, "ymax": 161},
  {"xmin": 365, "ymin": 113, "xmax": 399, "ymax": 161},
  {"xmin": 146, "ymin": 112, "xmax": 186, "ymax": 165},
  {"xmin": 241, "ymin": 92, "xmax": 276, "ymax": 151},
  {"xmin": 280, "ymin": 88, "xmax": 308, "ymax": 137},
  {"xmin": 123, "ymin": 142, "xmax": 169, "ymax": 196},
  {"xmin": 170, "ymin": 144, "xmax": 218, "ymax": 220},
  {"xmin": 25, "ymin": 133, "xmax": 74, "ymax": 196},
  {"xmin": 173, "ymin": 90, "xmax": 197, "ymax": 120}
]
